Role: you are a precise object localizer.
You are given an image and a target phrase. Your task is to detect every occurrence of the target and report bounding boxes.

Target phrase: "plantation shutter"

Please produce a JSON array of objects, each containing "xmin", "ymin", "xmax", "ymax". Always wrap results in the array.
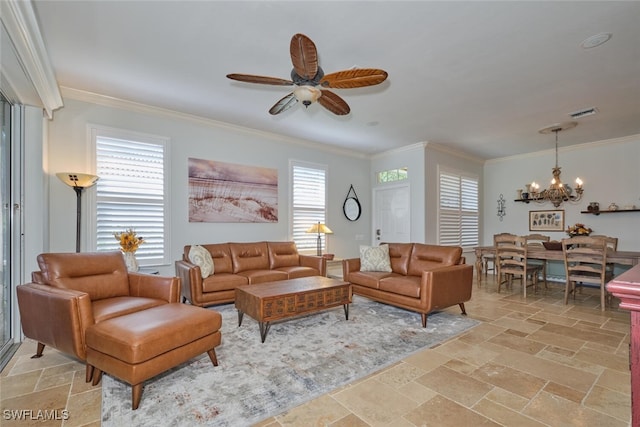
[
  {"xmin": 95, "ymin": 135, "xmax": 167, "ymax": 265},
  {"xmin": 292, "ymin": 163, "xmax": 327, "ymax": 253},
  {"xmin": 438, "ymin": 170, "xmax": 479, "ymax": 250}
]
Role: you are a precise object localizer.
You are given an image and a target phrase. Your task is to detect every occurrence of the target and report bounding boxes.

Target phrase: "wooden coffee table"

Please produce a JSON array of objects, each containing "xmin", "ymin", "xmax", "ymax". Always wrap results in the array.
[{"xmin": 235, "ymin": 276, "xmax": 352, "ymax": 342}]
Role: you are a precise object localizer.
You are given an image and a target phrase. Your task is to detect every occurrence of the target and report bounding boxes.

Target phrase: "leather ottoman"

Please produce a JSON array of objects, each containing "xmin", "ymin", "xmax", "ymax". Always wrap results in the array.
[{"xmin": 85, "ymin": 303, "xmax": 222, "ymax": 409}]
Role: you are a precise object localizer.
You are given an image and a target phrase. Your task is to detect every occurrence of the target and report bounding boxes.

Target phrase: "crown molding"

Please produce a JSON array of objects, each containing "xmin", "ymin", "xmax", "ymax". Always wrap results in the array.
[
  {"xmin": 60, "ymin": 86, "xmax": 369, "ymax": 160},
  {"xmin": 0, "ymin": 0, "xmax": 63, "ymax": 118},
  {"xmin": 424, "ymin": 141, "xmax": 486, "ymax": 164},
  {"xmin": 485, "ymin": 133, "xmax": 640, "ymax": 165},
  {"xmin": 371, "ymin": 142, "xmax": 428, "ymax": 159},
  {"xmin": 371, "ymin": 141, "xmax": 484, "ymax": 164}
]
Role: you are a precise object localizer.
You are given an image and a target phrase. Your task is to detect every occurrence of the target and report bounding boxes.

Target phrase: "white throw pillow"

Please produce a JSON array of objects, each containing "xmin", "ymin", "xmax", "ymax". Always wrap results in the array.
[
  {"xmin": 359, "ymin": 244, "xmax": 392, "ymax": 272},
  {"xmin": 189, "ymin": 245, "xmax": 214, "ymax": 278}
]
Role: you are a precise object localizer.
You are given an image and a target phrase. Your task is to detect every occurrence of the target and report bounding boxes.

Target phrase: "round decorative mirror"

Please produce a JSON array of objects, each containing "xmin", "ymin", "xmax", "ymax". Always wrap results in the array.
[
  {"xmin": 343, "ymin": 197, "xmax": 361, "ymax": 221},
  {"xmin": 343, "ymin": 185, "xmax": 361, "ymax": 221}
]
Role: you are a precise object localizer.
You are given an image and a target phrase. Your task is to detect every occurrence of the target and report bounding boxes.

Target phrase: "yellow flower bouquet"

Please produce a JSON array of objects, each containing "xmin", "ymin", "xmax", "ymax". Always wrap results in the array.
[
  {"xmin": 114, "ymin": 228, "xmax": 144, "ymax": 253},
  {"xmin": 566, "ymin": 223, "xmax": 592, "ymax": 237}
]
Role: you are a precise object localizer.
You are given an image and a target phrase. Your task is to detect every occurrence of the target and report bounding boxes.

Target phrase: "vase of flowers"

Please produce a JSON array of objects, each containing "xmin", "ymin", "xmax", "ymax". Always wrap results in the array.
[
  {"xmin": 114, "ymin": 228, "xmax": 144, "ymax": 272},
  {"xmin": 566, "ymin": 223, "xmax": 593, "ymax": 238}
]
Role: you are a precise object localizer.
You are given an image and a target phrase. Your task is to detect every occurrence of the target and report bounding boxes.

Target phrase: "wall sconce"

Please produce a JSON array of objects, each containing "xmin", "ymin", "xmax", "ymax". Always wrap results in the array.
[
  {"xmin": 56, "ymin": 172, "xmax": 99, "ymax": 252},
  {"xmin": 497, "ymin": 194, "xmax": 506, "ymax": 221}
]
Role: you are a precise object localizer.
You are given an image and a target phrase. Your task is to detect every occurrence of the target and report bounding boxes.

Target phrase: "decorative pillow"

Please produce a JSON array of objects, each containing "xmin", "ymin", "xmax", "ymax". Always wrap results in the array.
[
  {"xmin": 189, "ymin": 245, "xmax": 214, "ymax": 278},
  {"xmin": 359, "ymin": 244, "xmax": 392, "ymax": 272}
]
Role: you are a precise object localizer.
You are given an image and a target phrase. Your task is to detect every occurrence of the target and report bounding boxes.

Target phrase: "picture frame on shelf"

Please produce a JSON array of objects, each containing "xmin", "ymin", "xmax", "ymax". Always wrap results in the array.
[{"xmin": 529, "ymin": 210, "xmax": 564, "ymax": 232}]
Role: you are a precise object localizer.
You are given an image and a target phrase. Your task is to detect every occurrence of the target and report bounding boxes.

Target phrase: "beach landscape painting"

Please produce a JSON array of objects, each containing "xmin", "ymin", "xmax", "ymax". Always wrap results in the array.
[{"xmin": 188, "ymin": 158, "xmax": 278, "ymax": 223}]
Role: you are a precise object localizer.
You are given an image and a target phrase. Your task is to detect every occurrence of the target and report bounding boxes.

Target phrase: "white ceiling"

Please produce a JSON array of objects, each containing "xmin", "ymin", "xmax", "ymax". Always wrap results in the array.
[{"xmin": 31, "ymin": 1, "xmax": 640, "ymax": 159}]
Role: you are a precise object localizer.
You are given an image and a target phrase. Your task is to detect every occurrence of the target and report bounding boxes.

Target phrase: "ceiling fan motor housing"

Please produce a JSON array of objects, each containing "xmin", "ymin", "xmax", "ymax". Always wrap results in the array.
[{"xmin": 291, "ymin": 66, "xmax": 324, "ymax": 87}]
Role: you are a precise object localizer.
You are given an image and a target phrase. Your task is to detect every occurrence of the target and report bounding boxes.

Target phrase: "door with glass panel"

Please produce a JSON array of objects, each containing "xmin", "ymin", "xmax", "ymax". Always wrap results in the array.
[{"xmin": 0, "ymin": 93, "xmax": 12, "ymax": 365}]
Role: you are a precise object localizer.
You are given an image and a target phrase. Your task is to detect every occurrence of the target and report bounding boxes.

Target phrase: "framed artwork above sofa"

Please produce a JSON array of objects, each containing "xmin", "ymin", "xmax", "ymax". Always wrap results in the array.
[{"xmin": 188, "ymin": 157, "xmax": 278, "ymax": 223}]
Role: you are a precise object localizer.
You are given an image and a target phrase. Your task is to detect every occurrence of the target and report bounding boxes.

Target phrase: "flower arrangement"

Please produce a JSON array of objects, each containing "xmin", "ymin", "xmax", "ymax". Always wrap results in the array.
[
  {"xmin": 566, "ymin": 223, "xmax": 592, "ymax": 237},
  {"xmin": 114, "ymin": 228, "xmax": 144, "ymax": 253}
]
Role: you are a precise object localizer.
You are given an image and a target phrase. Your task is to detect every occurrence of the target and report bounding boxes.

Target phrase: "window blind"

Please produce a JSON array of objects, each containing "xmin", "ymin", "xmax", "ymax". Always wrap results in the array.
[
  {"xmin": 439, "ymin": 170, "xmax": 479, "ymax": 250},
  {"xmin": 95, "ymin": 135, "xmax": 167, "ymax": 265},
  {"xmin": 292, "ymin": 163, "xmax": 327, "ymax": 253}
]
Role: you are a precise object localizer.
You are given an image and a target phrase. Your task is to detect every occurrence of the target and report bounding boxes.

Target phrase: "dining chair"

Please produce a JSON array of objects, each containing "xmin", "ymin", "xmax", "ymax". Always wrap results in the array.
[
  {"xmin": 591, "ymin": 235, "xmax": 618, "ymax": 275},
  {"xmin": 562, "ymin": 236, "xmax": 613, "ymax": 311},
  {"xmin": 496, "ymin": 235, "xmax": 542, "ymax": 298},
  {"xmin": 483, "ymin": 252, "xmax": 496, "ymax": 278},
  {"xmin": 523, "ymin": 233, "xmax": 550, "ymax": 289},
  {"xmin": 480, "ymin": 233, "xmax": 510, "ymax": 280}
]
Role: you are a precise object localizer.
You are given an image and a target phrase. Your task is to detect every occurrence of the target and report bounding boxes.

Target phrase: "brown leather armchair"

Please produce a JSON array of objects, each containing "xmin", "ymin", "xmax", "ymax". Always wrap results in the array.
[{"xmin": 16, "ymin": 252, "xmax": 180, "ymax": 381}]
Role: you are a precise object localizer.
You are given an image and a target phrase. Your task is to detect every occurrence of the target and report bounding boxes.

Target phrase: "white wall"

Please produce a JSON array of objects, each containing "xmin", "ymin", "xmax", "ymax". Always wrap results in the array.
[
  {"xmin": 23, "ymin": 105, "xmax": 46, "ymax": 280},
  {"xmin": 47, "ymin": 96, "xmax": 372, "ymax": 275},
  {"xmin": 42, "ymin": 95, "xmax": 640, "ymax": 279},
  {"xmin": 483, "ymin": 135, "xmax": 640, "ymax": 251}
]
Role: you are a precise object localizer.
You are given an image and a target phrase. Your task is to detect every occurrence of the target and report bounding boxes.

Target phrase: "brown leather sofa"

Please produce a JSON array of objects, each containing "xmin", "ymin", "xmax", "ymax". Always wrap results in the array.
[
  {"xmin": 342, "ymin": 243, "xmax": 473, "ymax": 327},
  {"xmin": 175, "ymin": 241, "xmax": 326, "ymax": 307},
  {"xmin": 16, "ymin": 251, "xmax": 181, "ymax": 381}
]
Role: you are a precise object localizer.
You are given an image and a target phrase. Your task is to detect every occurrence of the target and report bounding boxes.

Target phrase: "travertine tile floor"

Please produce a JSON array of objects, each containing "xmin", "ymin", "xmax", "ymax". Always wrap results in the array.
[{"xmin": 1, "ymin": 274, "xmax": 632, "ymax": 426}]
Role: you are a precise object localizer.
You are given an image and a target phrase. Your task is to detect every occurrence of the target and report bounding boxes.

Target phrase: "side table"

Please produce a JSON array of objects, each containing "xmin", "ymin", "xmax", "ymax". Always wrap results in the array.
[{"xmin": 326, "ymin": 258, "xmax": 343, "ymax": 279}]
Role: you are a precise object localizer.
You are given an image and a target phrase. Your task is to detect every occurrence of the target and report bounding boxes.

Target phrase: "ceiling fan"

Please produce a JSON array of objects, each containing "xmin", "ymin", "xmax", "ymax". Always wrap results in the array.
[{"xmin": 226, "ymin": 33, "xmax": 388, "ymax": 116}]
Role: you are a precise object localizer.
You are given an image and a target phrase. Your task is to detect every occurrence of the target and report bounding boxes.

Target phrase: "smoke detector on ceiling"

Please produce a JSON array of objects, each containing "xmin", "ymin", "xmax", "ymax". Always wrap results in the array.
[
  {"xmin": 580, "ymin": 33, "xmax": 612, "ymax": 49},
  {"xmin": 569, "ymin": 107, "xmax": 598, "ymax": 119}
]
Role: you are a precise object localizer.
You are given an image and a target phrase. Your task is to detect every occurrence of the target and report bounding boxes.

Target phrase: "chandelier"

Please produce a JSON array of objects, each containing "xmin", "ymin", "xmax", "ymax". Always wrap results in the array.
[{"xmin": 527, "ymin": 122, "xmax": 583, "ymax": 208}]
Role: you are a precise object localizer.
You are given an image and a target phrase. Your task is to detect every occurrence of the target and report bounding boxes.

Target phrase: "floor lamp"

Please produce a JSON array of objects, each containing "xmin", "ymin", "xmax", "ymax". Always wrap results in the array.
[
  {"xmin": 56, "ymin": 172, "xmax": 99, "ymax": 253},
  {"xmin": 306, "ymin": 222, "xmax": 333, "ymax": 256}
]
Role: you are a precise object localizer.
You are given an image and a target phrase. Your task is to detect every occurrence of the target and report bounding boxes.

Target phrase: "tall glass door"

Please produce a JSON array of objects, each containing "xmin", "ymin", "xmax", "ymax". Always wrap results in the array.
[{"xmin": 0, "ymin": 93, "xmax": 14, "ymax": 367}]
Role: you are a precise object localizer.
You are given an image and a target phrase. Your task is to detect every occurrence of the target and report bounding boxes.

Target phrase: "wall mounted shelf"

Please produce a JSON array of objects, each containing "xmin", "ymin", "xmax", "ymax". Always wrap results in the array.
[
  {"xmin": 514, "ymin": 198, "xmax": 550, "ymax": 204},
  {"xmin": 581, "ymin": 209, "xmax": 640, "ymax": 216}
]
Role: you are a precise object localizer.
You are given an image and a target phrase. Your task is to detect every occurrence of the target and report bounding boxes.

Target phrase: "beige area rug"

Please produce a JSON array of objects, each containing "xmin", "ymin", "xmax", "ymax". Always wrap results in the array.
[{"xmin": 101, "ymin": 296, "xmax": 479, "ymax": 426}]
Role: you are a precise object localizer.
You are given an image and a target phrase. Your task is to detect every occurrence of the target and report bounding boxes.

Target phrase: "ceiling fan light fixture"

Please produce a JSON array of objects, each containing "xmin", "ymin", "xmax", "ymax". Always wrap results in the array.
[{"xmin": 293, "ymin": 85, "xmax": 322, "ymax": 106}]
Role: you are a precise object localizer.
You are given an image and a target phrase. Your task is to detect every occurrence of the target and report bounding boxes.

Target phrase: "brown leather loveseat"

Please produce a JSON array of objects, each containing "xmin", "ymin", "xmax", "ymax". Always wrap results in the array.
[
  {"xmin": 175, "ymin": 241, "xmax": 326, "ymax": 307},
  {"xmin": 342, "ymin": 243, "xmax": 473, "ymax": 327}
]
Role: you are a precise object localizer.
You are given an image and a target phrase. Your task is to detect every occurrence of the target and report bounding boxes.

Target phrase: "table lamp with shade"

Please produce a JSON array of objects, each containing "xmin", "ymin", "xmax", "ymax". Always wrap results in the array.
[
  {"xmin": 306, "ymin": 222, "xmax": 333, "ymax": 256},
  {"xmin": 56, "ymin": 172, "xmax": 99, "ymax": 252}
]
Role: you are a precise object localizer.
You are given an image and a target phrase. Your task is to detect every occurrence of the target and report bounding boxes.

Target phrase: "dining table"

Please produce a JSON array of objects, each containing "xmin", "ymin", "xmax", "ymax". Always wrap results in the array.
[{"xmin": 474, "ymin": 245, "xmax": 640, "ymax": 285}]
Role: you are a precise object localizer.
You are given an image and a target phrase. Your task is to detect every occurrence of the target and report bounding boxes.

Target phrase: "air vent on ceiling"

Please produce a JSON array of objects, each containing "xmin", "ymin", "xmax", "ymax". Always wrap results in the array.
[{"xmin": 569, "ymin": 107, "xmax": 598, "ymax": 119}]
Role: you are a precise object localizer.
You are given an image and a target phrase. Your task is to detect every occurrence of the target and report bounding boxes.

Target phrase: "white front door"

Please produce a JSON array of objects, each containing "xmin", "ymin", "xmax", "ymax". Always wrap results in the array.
[{"xmin": 373, "ymin": 184, "xmax": 410, "ymax": 245}]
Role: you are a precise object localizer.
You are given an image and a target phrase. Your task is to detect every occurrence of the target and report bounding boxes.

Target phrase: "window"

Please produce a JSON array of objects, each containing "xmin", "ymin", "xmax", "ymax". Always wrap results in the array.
[
  {"xmin": 438, "ymin": 168, "xmax": 479, "ymax": 250},
  {"xmin": 91, "ymin": 126, "xmax": 170, "ymax": 265},
  {"xmin": 377, "ymin": 167, "xmax": 408, "ymax": 183},
  {"xmin": 291, "ymin": 161, "xmax": 328, "ymax": 254}
]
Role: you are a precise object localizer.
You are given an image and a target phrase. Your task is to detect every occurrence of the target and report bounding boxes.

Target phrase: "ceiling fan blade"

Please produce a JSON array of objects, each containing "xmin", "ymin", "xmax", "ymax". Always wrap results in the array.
[
  {"xmin": 290, "ymin": 33, "xmax": 318, "ymax": 80},
  {"xmin": 269, "ymin": 93, "xmax": 298, "ymax": 115},
  {"xmin": 227, "ymin": 73, "xmax": 293, "ymax": 86},
  {"xmin": 318, "ymin": 90, "xmax": 350, "ymax": 115},
  {"xmin": 320, "ymin": 69, "xmax": 388, "ymax": 88}
]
